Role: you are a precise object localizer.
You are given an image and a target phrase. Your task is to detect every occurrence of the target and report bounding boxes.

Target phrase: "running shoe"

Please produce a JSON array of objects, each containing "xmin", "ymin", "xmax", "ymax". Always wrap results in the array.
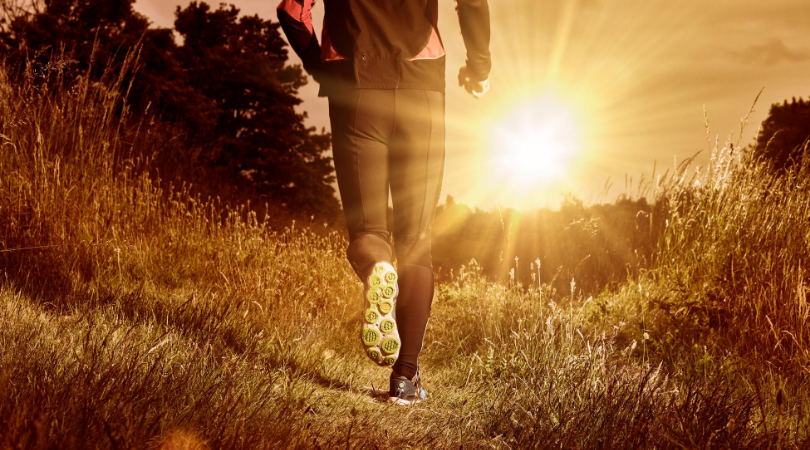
[
  {"xmin": 389, "ymin": 370, "xmax": 427, "ymax": 405},
  {"xmin": 361, "ymin": 262, "xmax": 401, "ymax": 367}
]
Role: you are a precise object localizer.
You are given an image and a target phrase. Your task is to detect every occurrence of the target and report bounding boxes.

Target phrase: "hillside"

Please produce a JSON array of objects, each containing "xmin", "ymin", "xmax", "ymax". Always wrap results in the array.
[{"xmin": 1, "ymin": 55, "xmax": 809, "ymax": 449}]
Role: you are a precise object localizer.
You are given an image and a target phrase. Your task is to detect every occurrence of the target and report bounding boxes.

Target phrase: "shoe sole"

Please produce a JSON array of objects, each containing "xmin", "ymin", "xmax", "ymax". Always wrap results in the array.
[{"xmin": 362, "ymin": 262, "xmax": 401, "ymax": 367}]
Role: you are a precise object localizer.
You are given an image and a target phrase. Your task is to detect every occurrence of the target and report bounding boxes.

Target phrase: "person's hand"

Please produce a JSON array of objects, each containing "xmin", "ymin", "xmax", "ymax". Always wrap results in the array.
[{"xmin": 458, "ymin": 66, "xmax": 490, "ymax": 99}]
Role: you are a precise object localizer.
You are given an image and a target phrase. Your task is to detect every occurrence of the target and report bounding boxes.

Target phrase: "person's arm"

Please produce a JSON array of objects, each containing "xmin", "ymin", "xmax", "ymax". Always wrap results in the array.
[
  {"xmin": 277, "ymin": 0, "xmax": 323, "ymax": 82},
  {"xmin": 456, "ymin": 0, "xmax": 491, "ymax": 83}
]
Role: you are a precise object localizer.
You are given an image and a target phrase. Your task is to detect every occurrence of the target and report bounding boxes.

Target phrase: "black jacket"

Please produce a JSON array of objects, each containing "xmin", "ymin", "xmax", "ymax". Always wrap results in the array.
[{"xmin": 277, "ymin": 0, "xmax": 491, "ymax": 96}]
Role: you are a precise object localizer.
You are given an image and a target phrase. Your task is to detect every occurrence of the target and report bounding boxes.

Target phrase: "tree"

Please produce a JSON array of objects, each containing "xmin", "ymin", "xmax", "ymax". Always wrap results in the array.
[
  {"xmin": 754, "ymin": 97, "xmax": 810, "ymax": 172},
  {"xmin": 174, "ymin": 2, "xmax": 337, "ymax": 216},
  {"xmin": 0, "ymin": 0, "xmax": 215, "ymax": 128},
  {"xmin": 0, "ymin": 0, "xmax": 339, "ymax": 218}
]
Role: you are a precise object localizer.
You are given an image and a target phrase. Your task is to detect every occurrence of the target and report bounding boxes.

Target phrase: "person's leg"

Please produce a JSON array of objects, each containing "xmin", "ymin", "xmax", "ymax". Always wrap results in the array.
[
  {"xmin": 388, "ymin": 89, "xmax": 446, "ymax": 380},
  {"xmin": 329, "ymin": 89, "xmax": 403, "ymax": 366},
  {"xmin": 328, "ymin": 89, "xmax": 396, "ymax": 277}
]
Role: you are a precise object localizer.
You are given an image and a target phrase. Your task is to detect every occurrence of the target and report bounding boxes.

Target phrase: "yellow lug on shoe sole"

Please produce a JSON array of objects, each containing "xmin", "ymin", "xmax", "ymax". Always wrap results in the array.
[
  {"xmin": 378, "ymin": 300, "xmax": 393, "ymax": 315},
  {"xmin": 365, "ymin": 308, "xmax": 381, "ymax": 324},
  {"xmin": 368, "ymin": 348, "xmax": 382, "ymax": 362},
  {"xmin": 362, "ymin": 327, "xmax": 381, "ymax": 347},
  {"xmin": 379, "ymin": 318, "xmax": 396, "ymax": 334},
  {"xmin": 366, "ymin": 289, "xmax": 382, "ymax": 304},
  {"xmin": 385, "ymin": 271, "xmax": 397, "ymax": 283},
  {"xmin": 381, "ymin": 336, "xmax": 400, "ymax": 355}
]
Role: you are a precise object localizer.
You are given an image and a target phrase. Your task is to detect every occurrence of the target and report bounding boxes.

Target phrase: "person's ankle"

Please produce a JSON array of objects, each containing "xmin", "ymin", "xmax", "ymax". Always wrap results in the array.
[
  {"xmin": 391, "ymin": 371, "xmax": 409, "ymax": 381},
  {"xmin": 391, "ymin": 368, "xmax": 418, "ymax": 382}
]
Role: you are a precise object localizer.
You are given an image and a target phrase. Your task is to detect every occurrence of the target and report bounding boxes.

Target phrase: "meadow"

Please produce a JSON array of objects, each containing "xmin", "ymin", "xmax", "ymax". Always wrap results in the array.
[{"xmin": 0, "ymin": 54, "xmax": 808, "ymax": 449}]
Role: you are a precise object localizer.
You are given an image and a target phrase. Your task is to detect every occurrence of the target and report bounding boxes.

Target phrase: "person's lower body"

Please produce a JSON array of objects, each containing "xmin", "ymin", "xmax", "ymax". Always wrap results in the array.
[{"xmin": 328, "ymin": 88, "xmax": 445, "ymax": 386}]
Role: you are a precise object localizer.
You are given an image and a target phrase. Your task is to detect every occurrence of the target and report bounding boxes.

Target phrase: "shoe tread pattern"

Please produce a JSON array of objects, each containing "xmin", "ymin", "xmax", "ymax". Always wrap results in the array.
[{"xmin": 362, "ymin": 262, "xmax": 400, "ymax": 367}]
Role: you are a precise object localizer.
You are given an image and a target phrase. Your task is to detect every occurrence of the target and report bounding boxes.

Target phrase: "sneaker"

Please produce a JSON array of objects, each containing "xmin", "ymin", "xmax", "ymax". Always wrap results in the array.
[
  {"xmin": 361, "ymin": 262, "xmax": 401, "ymax": 367},
  {"xmin": 388, "ymin": 370, "xmax": 427, "ymax": 405}
]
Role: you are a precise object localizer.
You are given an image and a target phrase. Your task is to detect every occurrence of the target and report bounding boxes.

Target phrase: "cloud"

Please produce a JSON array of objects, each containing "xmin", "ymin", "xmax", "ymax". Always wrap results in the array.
[{"xmin": 729, "ymin": 38, "xmax": 810, "ymax": 65}]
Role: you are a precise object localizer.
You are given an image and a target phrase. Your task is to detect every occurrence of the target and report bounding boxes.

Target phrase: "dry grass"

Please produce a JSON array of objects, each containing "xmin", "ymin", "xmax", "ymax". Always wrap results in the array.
[
  {"xmin": 647, "ymin": 134, "xmax": 810, "ymax": 371},
  {"xmin": 0, "ymin": 54, "xmax": 808, "ymax": 448}
]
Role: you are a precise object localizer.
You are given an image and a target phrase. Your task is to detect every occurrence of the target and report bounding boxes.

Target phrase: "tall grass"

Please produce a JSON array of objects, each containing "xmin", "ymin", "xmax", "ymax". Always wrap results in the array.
[
  {"xmin": 0, "ymin": 48, "xmax": 192, "ymax": 296},
  {"xmin": 648, "ymin": 129, "xmax": 810, "ymax": 372},
  {"xmin": 0, "ymin": 54, "xmax": 808, "ymax": 448}
]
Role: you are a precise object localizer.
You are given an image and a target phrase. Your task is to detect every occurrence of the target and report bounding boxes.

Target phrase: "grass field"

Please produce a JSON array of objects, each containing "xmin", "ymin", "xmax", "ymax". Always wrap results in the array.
[{"xmin": 1, "ymin": 56, "xmax": 809, "ymax": 449}]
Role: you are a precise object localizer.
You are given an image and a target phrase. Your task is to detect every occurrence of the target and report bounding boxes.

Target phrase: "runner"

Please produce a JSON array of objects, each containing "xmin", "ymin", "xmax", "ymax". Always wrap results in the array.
[{"xmin": 278, "ymin": 0, "xmax": 491, "ymax": 405}]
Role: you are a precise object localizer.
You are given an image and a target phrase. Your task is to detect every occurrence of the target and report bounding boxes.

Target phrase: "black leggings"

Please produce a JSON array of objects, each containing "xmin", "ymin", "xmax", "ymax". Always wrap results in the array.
[{"xmin": 329, "ymin": 89, "xmax": 445, "ymax": 380}]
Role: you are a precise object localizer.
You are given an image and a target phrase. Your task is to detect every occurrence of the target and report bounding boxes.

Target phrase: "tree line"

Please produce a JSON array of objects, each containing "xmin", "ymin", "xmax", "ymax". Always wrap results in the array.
[{"xmin": 0, "ymin": 0, "xmax": 339, "ymax": 218}]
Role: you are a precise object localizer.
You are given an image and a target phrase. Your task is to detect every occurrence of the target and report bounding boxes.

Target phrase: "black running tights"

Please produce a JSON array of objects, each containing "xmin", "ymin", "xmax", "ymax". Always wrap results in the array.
[{"xmin": 328, "ymin": 89, "xmax": 445, "ymax": 380}]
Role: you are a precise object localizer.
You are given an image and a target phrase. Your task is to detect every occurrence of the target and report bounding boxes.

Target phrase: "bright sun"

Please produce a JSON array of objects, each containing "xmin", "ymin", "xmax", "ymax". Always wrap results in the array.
[{"xmin": 491, "ymin": 95, "xmax": 582, "ymax": 188}]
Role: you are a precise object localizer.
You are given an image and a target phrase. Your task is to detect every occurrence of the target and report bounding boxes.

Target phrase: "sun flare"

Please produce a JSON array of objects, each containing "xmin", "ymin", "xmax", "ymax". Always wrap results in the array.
[{"xmin": 491, "ymin": 95, "xmax": 582, "ymax": 188}]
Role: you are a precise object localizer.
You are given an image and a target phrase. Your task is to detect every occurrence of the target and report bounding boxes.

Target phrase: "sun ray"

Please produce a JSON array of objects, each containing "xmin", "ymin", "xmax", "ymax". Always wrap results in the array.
[
  {"xmin": 438, "ymin": 0, "xmax": 723, "ymax": 209},
  {"xmin": 545, "ymin": 0, "xmax": 580, "ymax": 87}
]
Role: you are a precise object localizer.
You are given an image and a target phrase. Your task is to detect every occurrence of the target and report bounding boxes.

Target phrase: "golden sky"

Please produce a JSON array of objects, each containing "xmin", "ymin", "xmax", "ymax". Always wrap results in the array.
[{"xmin": 135, "ymin": 0, "xmax": 810, "ymax": 210}]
